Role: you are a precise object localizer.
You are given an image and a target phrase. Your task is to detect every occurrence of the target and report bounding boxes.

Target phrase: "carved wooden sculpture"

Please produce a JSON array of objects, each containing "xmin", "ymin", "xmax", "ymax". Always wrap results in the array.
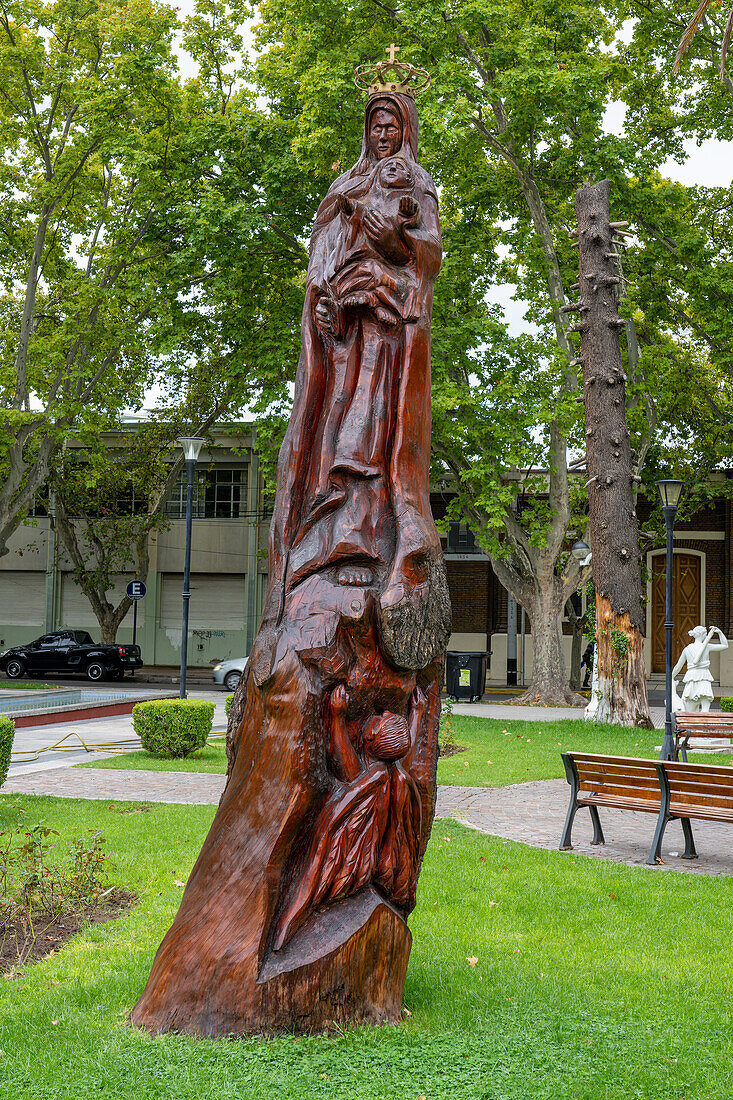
[{"xmin": 131, "ymin": 50, "xmax": 451, "ymax": 1038}]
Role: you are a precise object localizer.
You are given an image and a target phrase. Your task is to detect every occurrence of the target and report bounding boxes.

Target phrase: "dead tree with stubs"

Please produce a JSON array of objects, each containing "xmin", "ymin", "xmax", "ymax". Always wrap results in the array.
[{"xmin": 566, "ymin": 180, "xmax": 652, "ymax": 728}]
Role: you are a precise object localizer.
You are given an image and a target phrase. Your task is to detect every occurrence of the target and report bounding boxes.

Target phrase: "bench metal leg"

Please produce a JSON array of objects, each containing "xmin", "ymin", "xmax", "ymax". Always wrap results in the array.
[
  {"xmin": 680, "ymin": 817, "xmax": 698, "ymax": 859},
  {"xmin": 589, "ymin": 805, "xmax": 605, "ymax": 846},
  {"xmin": 560, "ymin": 753, "xmax": 579, "ymax": 850},
  {"xmin": 560, "ymin": 800, "xmax": 578, "ymax": 850},
  {"xmin": 648, "ymin": 812, "xmax": 669, "ymax": 865},
  {"xmin": 650, "ymin": 762, "xmax": 673, "ymax": 865}
]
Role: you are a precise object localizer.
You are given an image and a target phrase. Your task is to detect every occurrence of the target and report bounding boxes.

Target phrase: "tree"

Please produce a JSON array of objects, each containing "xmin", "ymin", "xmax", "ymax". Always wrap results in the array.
[
  {"xmin": 0, "ymin": 0, "xmax": 184, "ymax": 553},
  {"xmin": 672, "ymin": 0, "xmax": 733, "ymax": 86},
  {"xmin": 251, "ymin": 0, "xmax": 695, "ymax": 703},
  {"xmin": 0, "ymin": 0, "xmax": 310, "ymax": 562},
  {"xmin": 573, "ymin": 180, "xmax": 651, "ymax": 727},
  {"xmin": 50, "ymin": 409, "xmax": 224, "ymax": 643}
]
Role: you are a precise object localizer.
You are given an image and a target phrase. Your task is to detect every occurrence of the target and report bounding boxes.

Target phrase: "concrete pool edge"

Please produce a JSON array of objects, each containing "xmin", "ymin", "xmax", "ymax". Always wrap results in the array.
[{"xmin": 2, "ymin": 690, "xmax": 178, "ymax": 727}]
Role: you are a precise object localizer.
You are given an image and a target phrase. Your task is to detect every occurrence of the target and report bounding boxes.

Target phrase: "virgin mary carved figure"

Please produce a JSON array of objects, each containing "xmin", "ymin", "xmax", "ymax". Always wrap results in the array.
[{"xmin": 269, "ymin": 88, "xmax": 449, "ymax": 669}]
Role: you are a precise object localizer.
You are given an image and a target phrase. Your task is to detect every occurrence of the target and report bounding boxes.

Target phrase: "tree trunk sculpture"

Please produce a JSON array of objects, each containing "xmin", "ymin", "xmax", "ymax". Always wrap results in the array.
[
  {"xmin": 131, "ymin": 68, "xmax": 451, "ymax": 1038},
  {"xmin": 571, "ymin": 180, "xmax": 652, "ymax": 728}
]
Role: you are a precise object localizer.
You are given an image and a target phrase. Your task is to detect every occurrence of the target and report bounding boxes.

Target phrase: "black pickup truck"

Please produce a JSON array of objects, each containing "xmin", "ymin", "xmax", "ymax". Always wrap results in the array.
[{"xmin": 0, "ymin": 630, "xmax": 143, "ymax": 682}]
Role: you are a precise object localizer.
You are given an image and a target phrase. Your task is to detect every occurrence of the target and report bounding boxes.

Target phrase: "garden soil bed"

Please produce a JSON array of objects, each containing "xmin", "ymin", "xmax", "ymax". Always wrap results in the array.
[
  {"xmin": 1, "ymin": 890, "xmax": 136, "ymax": 975},
  {"xmin": 439, "ymin": 744, "xmax": 468, "ymax": 758}
]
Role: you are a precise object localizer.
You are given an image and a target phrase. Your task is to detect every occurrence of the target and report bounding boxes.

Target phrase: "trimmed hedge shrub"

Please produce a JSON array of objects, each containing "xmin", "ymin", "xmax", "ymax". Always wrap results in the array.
[
  {"xmin": 0, "ymin": 715, "xmax": 14, "ymax": 788},
  {"xmin": 225, "ymin": 693, "xmax": 234, "ymax": 717},
  {"xmin": 721, "ymin": 697, "xmax": 733, "ymax": 712},
  {"xmin": 133, "ymin": 700, "xmax": 215, "ymax": 758}
]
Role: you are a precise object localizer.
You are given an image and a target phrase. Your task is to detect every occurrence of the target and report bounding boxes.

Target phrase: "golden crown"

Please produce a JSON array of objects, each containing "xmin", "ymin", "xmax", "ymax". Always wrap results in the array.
[{"xmin": 354, "ymin": 45, "xmax": 431, "ymax": 99}]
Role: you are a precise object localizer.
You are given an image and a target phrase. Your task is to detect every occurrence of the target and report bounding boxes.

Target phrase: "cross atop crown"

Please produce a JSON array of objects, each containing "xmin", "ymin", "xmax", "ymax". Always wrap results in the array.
[{"xmin": 354, "ymin": 44, "xmax": 431, "ymax": 99}]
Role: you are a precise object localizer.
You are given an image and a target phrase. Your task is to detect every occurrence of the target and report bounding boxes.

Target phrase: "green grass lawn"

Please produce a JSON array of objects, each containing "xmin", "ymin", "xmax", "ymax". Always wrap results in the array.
[
  {"xmin": 0, "ymin": 680, "xmax": 54, "ymax": 690},
  {"xmin": 80, "ymin": 738, "xmax": 230, "ymax": 773},
  {"xmin": 79, "ymin": 715, "xmax": 733, "ymax": 786},
  {"xmin": 1, "ymin": 793, "xmax": 732, "ymax": 1099}
]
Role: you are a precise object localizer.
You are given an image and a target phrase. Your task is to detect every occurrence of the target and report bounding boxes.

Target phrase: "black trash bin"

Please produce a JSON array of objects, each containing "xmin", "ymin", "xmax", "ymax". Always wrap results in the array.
[{"xmin": 445, "ymin": 651, "xmax": 490, "ymax": 703}]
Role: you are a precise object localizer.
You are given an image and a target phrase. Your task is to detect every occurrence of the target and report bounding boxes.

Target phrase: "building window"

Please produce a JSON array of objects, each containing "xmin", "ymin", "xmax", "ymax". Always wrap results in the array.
[
  {"xmin": 166, "ymin": 468, "xmax": 247, "ymax": 519},
  {"xmin": 447, "ymin": 522, "xmax": 477, "ymax": 554},
  {"xmin": 205, "ymin": 468, "xmax": 244, "ymax": 518}
]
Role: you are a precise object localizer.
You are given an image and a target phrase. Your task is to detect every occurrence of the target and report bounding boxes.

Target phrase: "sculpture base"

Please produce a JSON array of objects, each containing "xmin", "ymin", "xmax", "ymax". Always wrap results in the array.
[
  {"xmin": 131, "ymin": 886, "xmax": 410, "ymax": 1038},
  {"xmin": 257, "ymin": 887, "xmax": 411, "ymax": 1035}
]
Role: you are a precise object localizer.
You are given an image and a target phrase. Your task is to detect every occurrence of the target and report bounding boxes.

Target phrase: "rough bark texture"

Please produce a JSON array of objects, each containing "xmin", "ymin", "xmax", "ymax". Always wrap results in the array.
[
  {"xmin": 131, "ymin": 87, "xmax": 450, "ymax": 1038},
  {"xmin": 511, "ymin": 576, "xmax": 585, "ymax": 707},
  {"xmin": 573, "ymin": 181, "xmax": 652, "ymax": 728}
]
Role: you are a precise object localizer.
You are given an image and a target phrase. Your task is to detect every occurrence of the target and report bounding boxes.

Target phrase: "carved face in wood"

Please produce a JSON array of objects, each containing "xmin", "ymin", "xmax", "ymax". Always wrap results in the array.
[
  {"xmin": 368, "ymin": 108, "xmax": 402, "ymax": 160},
  {"xmin": 378, "ymin": 156, "xmax": 414, "ymax": 191}
]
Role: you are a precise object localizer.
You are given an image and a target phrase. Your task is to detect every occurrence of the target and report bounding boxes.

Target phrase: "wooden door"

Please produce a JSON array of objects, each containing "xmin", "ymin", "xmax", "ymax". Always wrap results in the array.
[{"xmin": 651, "ymin": 553, "xmax": 702, "ymax": 673}]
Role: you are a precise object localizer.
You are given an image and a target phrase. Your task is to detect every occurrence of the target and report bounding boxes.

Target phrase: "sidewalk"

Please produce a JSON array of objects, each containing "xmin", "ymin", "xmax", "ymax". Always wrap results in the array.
[{"xmin": 7, "ymin": 689, "xmax": 228, "ymax": 777}]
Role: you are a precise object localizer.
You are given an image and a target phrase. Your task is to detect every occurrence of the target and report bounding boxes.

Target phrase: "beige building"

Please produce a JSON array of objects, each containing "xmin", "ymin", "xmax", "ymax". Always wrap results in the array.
[{"xmin": 0, "ymin": 425, "xmax": 269, "ymax": 668}]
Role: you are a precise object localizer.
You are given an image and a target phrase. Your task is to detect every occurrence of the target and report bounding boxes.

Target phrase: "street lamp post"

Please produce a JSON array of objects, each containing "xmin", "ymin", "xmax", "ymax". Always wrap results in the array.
[
  {"xmin": 656, "ymin": 479, "xmax": 685, "ymax": 760},
  {"xmin": 178, "ymin": 436, "xmax": 205, "ymax": 699}
]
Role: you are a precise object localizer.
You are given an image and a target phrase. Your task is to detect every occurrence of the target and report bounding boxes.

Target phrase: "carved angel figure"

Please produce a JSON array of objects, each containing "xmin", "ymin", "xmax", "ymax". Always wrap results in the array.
[
  {"xmin": 272, "ymin": 683, "xmax": 424, "ymax": 952},
  {"xmin": 672, "ymin": 625, "xmax": 728, "ymax": 712}
]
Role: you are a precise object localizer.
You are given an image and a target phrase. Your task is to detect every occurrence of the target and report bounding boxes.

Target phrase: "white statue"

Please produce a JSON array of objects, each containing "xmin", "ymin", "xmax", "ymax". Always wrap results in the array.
[{"xmin": 671, "ymin": 625, "xmax": 728, "ymax": 713}]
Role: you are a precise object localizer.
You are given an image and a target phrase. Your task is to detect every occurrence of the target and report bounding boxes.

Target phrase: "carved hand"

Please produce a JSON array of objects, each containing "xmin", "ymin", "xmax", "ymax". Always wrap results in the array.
[
  {"xmin": 398, "ymin": 196, "xmax": 419, "ymax": 225},
  {"xmin": 361, "ymin": 208, "xmax": 409, "ymax": 261},
  {"xmin": 314, "ymin": 298, "xmax": 334, "ymax": 335},
  {"xmin": 331, "ymin": 684, "xmax": 349, "ymax": 716}
]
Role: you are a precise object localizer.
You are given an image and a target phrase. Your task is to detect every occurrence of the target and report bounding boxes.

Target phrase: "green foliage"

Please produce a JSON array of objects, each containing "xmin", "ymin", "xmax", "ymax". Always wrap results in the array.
[
  {"xmin": 225, "ymin": 693, "xmax": 234, "ymax": 717},
  {"xmin": 0, "ymin": 716, "xmax": 13, "ymax": 789},
  {"xmin": 0, "ymin": 803, "xmax": 112, "ymax": 965},
  {"xmin": 720, "ymin": 697, "xmax": 733, "ymax": 712},
  {"xmin": 438, "ymin": 696, "xmax": 457, "ymax": 753},
  {"xmin": 597, "ymin": 625, "xmax": 631, "ymax": 675},
  {"xmin": 0, "ymin": 0, "xmax": 309, "ymax": 555},
  {"xmin": 132, "ymin": 699, "xmax": 214, "ymax": 758}
]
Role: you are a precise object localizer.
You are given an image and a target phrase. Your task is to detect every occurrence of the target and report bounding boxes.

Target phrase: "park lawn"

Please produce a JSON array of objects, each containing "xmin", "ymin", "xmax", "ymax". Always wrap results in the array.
[
  {"xmin": 79, "ymin": 739, "xmax": 230, "ymax": 773},
  {"xmin": 79, "ymin": 715, "xmax": 733, "ymax": 786},
  {"xmin": 0, "ymin": 793, "xmax": 732, "ymax": 1099}
]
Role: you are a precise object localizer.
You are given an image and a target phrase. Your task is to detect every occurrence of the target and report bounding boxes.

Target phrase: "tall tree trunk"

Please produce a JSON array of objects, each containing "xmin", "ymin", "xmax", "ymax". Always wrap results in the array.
[
  {"xmin": 573, "ymin": 181, "xmax": 652, "ymax": 728},
  {"xmin": 491, "ymin": 554, "xmax": 585, "ymax": 707},
  {"xmin": 521, "ymin": 578, "xmax": 585, "ymax": 706}
]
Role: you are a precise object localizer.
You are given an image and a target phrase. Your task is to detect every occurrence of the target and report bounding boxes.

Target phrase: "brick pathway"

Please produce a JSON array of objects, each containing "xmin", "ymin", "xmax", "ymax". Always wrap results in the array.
[
  {"xmin": 3, "ymin": 768, "xmax": 226, "ymax": 805},
  {"xmin": 4, "ymin": 768, "xmax": 732, "ymax": 877}
]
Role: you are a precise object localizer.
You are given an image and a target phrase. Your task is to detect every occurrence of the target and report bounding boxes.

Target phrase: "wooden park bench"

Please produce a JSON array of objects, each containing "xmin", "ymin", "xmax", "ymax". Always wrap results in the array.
[
  {"xmin": 560, "ymin": 751, "xmax": 733, "ymax": 865},
  {"xmin": 560, "ymin": 753, "xmax": 675, "ymax": 866},
  {"xmin": 673, "ymin": 712, "xmax": 733, "ymax": 761},
  {"xmin": 649, "ymin": 759, "xmax": 733, "ymax": 864}
]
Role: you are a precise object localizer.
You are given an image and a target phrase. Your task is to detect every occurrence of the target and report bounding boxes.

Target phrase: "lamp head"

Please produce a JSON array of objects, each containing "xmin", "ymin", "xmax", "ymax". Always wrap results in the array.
[
  {"xmin": 177, "ymin": 436, "xmax": 205, "ymax": 463},
  {"xmin": 655, "ymin": 479, "xmax": 684, "ymax": 511},
  {"xmin": 571, "ymin": 539, "xmax": 591, "ymax": 563}
]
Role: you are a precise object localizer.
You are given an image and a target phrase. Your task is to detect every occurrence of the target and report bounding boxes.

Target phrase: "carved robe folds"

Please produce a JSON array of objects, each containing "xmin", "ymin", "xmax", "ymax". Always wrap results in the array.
[{"xmin": 131, "ymin": 88, "xmax": 450, "ymax": 1038}]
